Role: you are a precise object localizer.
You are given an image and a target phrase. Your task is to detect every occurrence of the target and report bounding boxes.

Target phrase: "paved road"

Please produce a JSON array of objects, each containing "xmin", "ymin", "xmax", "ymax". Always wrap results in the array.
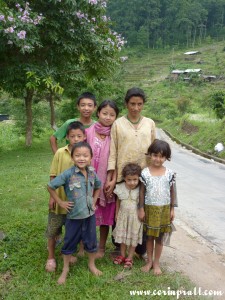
[{"xmin": 157, "ymin": 129, "xmax": 225, "ymax": 254}]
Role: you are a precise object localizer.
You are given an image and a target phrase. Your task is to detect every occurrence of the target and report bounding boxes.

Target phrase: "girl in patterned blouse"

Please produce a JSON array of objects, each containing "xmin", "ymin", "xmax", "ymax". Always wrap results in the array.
[{"xmin": 138, "ymin": 139, "xmax": 177, "ymax": 275}]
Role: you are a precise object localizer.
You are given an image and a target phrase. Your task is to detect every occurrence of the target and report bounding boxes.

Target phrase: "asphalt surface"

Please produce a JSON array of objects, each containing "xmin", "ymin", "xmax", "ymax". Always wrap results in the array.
[{"xmin": 157, "ymin": 129, "xmax": 225, "ymax": 254}]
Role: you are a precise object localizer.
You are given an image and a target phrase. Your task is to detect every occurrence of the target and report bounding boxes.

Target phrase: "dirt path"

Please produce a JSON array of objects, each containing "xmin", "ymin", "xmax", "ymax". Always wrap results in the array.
[{"xmin": 161, "ymin": 219, "xmax": 225, "ymax": 297}]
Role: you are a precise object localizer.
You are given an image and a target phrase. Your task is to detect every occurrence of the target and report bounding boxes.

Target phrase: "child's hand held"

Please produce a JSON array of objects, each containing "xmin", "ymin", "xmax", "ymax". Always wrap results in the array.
[
  {"xmin": 170, "ymin": 207, "xmax": 175, "ymax": 222},
  {"xmin": 49, "ymin": 197, "xmax": 56, "ymax": 210},
  {"xmin": 138, "ymin": 207, "xmax": 145, "ymax": 222}
]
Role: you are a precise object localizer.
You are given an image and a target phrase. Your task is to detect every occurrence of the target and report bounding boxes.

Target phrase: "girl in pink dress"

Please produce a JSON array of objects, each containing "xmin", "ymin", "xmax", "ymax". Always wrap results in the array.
[{"xmin": 86, "ymin": 100, "xmax": 119, "ymax": 257}]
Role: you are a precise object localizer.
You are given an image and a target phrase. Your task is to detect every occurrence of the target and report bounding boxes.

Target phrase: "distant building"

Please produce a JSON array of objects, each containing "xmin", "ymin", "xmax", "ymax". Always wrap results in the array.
[
  {"xmin": 184, "ymin": 51, "xmax": 201, "ymax": 55},
  {"xmin": 171, "ymin": 69, "xmax": 202, "ymax": 80}
]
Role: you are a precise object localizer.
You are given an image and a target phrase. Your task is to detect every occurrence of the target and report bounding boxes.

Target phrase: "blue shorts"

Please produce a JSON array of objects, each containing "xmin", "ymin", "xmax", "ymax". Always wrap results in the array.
[{"xmin": 61, "ymin": 214, "xmax": 97, "ymax": 255}]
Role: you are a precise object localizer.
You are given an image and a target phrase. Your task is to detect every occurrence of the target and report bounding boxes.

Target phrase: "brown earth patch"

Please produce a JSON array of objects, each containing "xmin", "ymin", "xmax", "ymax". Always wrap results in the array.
[{"xmin": 181, "ymin": 120, "xmax": 199, "ymax": 134}]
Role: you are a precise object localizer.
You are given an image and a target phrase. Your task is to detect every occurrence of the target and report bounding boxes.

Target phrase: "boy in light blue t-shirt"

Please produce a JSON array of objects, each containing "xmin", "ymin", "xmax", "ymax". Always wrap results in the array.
[{"xmin": 47, "ymin": 142, "xmax": 102, "ymax": 285}]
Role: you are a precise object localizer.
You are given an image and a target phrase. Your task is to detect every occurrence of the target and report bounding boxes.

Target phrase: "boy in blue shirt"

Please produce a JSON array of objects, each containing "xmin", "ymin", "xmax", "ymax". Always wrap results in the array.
[
  {"xmin": 47, "ymin": 142, "xmax": 102, "ymax": 284},
  {"xmin": 46, "ymin": 121, "xmax": 86, "ymax": 272}
]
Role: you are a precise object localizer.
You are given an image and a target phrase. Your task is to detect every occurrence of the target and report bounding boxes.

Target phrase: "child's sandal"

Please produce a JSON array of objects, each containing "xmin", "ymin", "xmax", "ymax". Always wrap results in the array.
[
  {"xmin": 124, "ymin": 258, "xmax": 133, "ymax": 269},
  {"xmin": 113, "ymin": 255, "xmax": 125, "ymax": 265}
]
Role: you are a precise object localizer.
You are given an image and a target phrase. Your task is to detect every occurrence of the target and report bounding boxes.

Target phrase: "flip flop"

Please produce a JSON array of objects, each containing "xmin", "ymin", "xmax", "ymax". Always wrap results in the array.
[
  {"xmin": 113, "ymin": 255, "xmax": 125, "ymax": 265},
  {"xmin": 124, "ymin": 258, "xmax": 133, "ymax": 269}
]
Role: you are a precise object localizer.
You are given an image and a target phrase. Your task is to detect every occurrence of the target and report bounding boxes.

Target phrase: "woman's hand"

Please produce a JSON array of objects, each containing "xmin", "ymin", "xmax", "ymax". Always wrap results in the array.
[{"xmin": 104, "ymin": 180, "xmax": 115, "ymax": 198}]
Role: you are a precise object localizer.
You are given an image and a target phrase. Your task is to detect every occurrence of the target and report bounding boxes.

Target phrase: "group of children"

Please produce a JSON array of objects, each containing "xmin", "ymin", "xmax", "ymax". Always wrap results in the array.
[{"xmin": 46, "ymin": 91, "xmax": 177, "ymax": 284}]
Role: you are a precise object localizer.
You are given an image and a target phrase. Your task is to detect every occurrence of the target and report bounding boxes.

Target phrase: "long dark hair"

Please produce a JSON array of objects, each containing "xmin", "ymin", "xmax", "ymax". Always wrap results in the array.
[{"xmin": 96, "ymin": 100, "xmax": 119, "ymax": 118}]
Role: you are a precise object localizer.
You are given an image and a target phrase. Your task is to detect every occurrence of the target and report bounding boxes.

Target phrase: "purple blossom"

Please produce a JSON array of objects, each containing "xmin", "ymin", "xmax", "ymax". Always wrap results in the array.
[
  {"xmin": 89, "ymin": 0, "xmax": 98, "ymax": 4},
  {"xmin": 0, "ymin": 15, "xmax": 5, "ymax": 21},
  {"xmin": 101, "ymin": 2, "xmax": 107, "ymax": 8},
  {"xmin": 8, "ymin": 16, "xmax": 14, "ymax": 22},
  {"xmin": 76, "ymin": 11, "xmax": 87, "ymax": 20},
  {"xmin": 17, "ymin": 30, "xmax": 26, "ymax": 39},
  {"xmin": 4, "ymin": 27, "xmax": 14, "ymax": 33},
  {"xmin": 102, "ymin": 15, "xmax": 107, "ymax": 22},
  {"xmin": 15, "ymin": 3, "xmax": 21, "ymax": 8}
]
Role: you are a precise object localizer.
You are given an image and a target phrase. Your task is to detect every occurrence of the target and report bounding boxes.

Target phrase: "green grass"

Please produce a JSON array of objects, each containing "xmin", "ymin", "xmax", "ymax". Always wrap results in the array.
[{"xmin": 0, "ymin": 131, "xmax": 205, "ymax": 300}]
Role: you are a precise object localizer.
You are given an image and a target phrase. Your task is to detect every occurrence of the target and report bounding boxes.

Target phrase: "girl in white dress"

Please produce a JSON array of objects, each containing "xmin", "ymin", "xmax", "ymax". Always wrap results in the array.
[
  {"xmin": 113, "ymin": 163, "xmax": 143, "ymax": 269},
  {"xmin": 138, "ymin": 139, "xmax": 177, "ymax": 275}
]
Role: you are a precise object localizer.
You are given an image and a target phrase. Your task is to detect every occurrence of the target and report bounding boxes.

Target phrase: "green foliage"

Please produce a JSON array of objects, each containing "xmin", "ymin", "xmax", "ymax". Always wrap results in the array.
[
  {"xmin": 107, "ymin": 0, "xmax": 225, "ymax": 49},
  {"xmin": 211, "ymin": 90, "xmax": 225, "ymax": 119},
  {"xmin": 1, "ymin": 97, "xmax": 51, "ymax": 138},
  {"xmin": 188, "ymin": 73, "xmax": 203, "ymax": 86},
  {"xmin": 161, "ymin": 116, "xmax": 225, "ymax": 158},
  {"xmin": 176, "ymin": 97, "xmax": 191, "ymax": 114}
]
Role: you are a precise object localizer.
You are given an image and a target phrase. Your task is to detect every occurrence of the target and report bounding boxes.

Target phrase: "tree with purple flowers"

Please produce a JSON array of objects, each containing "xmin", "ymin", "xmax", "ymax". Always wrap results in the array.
[{"xmin": 0, "ymin": 0, "xmax": 125, "ymax": 146}]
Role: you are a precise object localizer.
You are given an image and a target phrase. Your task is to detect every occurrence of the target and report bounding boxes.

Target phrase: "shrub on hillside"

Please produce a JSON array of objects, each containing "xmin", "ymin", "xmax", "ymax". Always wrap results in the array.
[{"xmin": 211, "ymin": 91, "xmax": 225, "ymax": 119}]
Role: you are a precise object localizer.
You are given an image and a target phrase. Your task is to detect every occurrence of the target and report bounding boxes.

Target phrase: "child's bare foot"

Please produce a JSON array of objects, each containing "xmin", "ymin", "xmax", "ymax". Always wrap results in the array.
[
  {"xmin": 95, "ymin": 248, "xmax": 105, "ymax": 259},
  {"xmin": 45, "ymin": 258, "xmax": 56, "ymax": 272},
  {"xmin": 153, "ymin": 262, "xmax": 162, "ymax": 275},
  {"xmin": 141, "ymin": 261, "xmax": 153, "ymax": 273},
  {"xmin": 57, "ymin": 269, "xmax": 69, "ymax": 285},
  {"xmin": 88, "ymin": 263, "xmax": 102, "ymax": 276},
  {"xmin": 70, "ymin": 256, "xmax": 77, "ymax": 264},
  {"xmin": 77, "ymin": 250, "xmax": 85, "ymax": 257}
]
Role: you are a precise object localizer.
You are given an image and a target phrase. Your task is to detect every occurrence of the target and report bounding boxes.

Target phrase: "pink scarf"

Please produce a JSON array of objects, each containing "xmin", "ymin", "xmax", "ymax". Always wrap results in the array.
[{"xmin": 86, "ymin": 122, "xmax": 115, "ymax": 206}]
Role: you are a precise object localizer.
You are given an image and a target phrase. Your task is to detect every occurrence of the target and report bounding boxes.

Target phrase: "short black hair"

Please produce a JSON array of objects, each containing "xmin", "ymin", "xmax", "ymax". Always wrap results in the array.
[
  {"xmin": 96, "ymin": 100, "xmax": 120, "ymax": 118},
  {"xmin": 124, "ymin": 87, "xmax": 146, "ymax": 104},
  {"xmin": 71, "ymin": 141, "xmax": 93, "ymax": 158},
  {"xmin": 66, "ymin": 121, "xmax": 85, "ymax": 135},
  {"xmin": 77, "ymin": 92, "xmax": 97, "ymax": 106},
  {"xmin": 147, "ymin": 139, "xmax": 171, "ymax": 161},
  {"xmin": 122, "ymin": 163, "xmax": 142, "ymax": 178}
]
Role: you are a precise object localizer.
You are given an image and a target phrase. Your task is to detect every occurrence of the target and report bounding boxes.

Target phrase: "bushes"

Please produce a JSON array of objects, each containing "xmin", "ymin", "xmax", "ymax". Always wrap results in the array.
[{"xmin": 211, "ymin": 91, "xmax": 225, "ymax": 119}]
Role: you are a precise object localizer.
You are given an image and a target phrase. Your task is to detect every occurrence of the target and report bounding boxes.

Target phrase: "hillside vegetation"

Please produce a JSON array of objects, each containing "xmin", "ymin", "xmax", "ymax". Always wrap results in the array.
[{"xmin": 120, "ymin": 42, "xmax": 225, "ymax": 159}]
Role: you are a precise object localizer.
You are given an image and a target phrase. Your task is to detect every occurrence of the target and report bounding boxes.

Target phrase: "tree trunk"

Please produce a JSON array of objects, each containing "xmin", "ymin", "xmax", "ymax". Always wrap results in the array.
[
  {"xmin": 48, "ymin": 91, "xmax": 57, "ymax": 130},
  {"xmin": 192, "ymin": 26, "xmax": 196, "ymax": 48},
  {"xmin": 25, "ymin": 89, "xmax": 34, "ymax": 147}
]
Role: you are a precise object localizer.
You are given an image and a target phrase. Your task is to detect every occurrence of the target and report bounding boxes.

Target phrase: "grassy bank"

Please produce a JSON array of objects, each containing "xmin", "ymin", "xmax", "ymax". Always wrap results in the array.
[
  {"xmin": 120, "ymin": 42, "xmax": 225, "ymax": 159},
  {"xmin": 0, "ymin": 129, "xmax": 204, "ymax": 300}
]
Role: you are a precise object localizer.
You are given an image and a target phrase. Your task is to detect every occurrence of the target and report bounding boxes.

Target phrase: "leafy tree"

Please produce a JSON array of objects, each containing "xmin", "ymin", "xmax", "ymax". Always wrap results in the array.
[{"xmin": 0, "ymin": 0, "xmax": 124, "ymax": 146}]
